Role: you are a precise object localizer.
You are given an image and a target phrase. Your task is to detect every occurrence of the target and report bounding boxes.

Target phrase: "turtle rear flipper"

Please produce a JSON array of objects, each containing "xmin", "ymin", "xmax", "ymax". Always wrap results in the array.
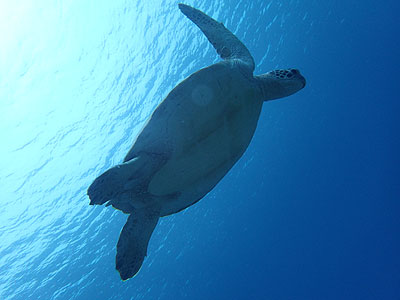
[
  {"xmin": 87, "ymin": 157, "xmax": 141, "ymax": 206},
  {"xmin": 116, "ymin": 207, "xmax": 160, "ymax": 280},
  {"xmin": 88, "ymin": 155, "xmax": 163, "ymax": 206}
]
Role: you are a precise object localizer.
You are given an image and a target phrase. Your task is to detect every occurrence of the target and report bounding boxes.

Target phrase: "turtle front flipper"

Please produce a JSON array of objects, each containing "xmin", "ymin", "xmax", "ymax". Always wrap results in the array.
[
  {"xmin": 178, "ymin": 3, "xmax": 255, "ymax": 71},
  {"xmin": 116, "ymin": 207, "xmax": 160, "ymax": 280}
]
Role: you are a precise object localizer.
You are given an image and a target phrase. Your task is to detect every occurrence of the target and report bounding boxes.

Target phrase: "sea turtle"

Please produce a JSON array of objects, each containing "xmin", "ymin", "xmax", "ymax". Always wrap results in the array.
[{"xmin": 88, "ymin": 3, "xmax": 306, "ymax": 280}]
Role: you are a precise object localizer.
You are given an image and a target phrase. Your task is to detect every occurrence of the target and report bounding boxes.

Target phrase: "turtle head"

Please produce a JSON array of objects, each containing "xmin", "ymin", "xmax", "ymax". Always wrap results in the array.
[{"xmin": 255, "ymin": 68, "xmax": 306, "ymax": 101}]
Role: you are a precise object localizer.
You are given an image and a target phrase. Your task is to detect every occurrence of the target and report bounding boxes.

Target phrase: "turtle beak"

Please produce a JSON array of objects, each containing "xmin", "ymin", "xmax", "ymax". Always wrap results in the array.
[
  {"xmin": 293, "ymin": 69, "xmax": 306, "ymax": 88},
  {"xmin": 300, "ymin": 76, "xmax": 306, "ymax": 88}
]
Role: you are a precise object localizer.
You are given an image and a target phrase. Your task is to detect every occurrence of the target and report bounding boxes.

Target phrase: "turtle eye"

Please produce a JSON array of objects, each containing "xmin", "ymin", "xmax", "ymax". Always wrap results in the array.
[{"xmin": 291, "ymin": 69, "xmax": 299, "ymax": 74}]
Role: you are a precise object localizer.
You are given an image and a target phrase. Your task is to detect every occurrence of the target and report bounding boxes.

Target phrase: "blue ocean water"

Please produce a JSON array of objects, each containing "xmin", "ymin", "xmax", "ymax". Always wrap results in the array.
[{"xmin": 1, "ymin": 0, "xmax": 399, "ymax": 299}]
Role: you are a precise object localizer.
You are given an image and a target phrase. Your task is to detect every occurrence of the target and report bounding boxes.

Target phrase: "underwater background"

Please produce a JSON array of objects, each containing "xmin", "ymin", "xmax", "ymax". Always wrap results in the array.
[{"xmin": 1, "ymin": 0, "xmax": 399, "ymax": 299}]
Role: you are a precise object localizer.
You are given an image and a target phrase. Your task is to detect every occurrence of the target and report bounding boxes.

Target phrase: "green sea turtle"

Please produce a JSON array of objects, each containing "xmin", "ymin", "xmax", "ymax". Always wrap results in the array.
[{"xmin": 88, "ymin": 3, "xmax": 306, "ymax": 280}]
